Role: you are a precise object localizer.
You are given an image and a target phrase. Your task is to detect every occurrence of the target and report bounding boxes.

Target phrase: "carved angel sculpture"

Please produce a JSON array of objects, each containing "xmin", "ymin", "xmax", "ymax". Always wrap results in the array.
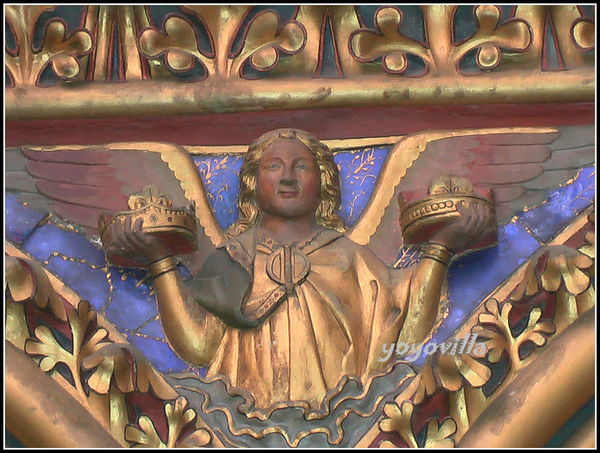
[{"xmin": 5, "ymin": 126, "xmax": 594, "ymax": 420}]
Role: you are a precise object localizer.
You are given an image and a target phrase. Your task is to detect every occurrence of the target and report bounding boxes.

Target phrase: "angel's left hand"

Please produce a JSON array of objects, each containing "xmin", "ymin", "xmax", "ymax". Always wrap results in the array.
[{"xmin": 429, "ymin": 201, "xmax": 493, "ymax": 254}]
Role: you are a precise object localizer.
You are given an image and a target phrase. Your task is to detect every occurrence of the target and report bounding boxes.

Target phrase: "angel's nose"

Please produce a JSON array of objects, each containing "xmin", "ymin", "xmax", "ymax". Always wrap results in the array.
[
  {"xmin": 280, "ymin": 177, "xmax": 297, "ymax": 186},
  {"xmin": 279, "ymin": 166, "xmax": 297, "ymax": 185}
]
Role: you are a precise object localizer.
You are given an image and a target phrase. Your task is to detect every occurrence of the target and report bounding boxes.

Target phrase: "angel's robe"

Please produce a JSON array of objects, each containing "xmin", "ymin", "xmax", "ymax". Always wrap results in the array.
[{"xmin": 183, "ymin": 226, "xmax": 441, "ymax": 411}]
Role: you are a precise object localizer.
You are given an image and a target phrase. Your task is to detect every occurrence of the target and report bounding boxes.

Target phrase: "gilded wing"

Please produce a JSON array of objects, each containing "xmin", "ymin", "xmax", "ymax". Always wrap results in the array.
[
  {"xmin": 348, "ymin": 126, "xmax": 595, "ymax": 265},
  {"xmin": 5, "ymin": 141, "xmax": 226, "ymax": 273}
]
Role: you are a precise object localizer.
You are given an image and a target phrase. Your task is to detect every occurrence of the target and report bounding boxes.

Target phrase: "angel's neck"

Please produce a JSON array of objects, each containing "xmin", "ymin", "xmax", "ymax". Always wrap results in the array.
[{"xmin": 257, "ymin": 214, "xmax": 321, "ymax": 244}]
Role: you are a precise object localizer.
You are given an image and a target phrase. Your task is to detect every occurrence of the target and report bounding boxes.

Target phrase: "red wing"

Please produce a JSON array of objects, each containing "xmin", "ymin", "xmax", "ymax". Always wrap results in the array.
[
  {"xmin": 349, "ymin": 126, "xmax": 595, "ymax": 265},
  {"xmin": 7, "ymin": 144, "xmax": 190, "ymax": 238},
  {"xmin": 6, "ymin": 142, "xmax": 225, "ymax": 273}
]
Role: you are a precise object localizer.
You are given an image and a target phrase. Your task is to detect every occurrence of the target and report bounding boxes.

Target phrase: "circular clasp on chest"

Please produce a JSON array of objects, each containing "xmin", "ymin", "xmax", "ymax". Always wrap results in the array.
[{"xmin": 266, "ymin": 245, "xmax": 311, "ymax": 289}]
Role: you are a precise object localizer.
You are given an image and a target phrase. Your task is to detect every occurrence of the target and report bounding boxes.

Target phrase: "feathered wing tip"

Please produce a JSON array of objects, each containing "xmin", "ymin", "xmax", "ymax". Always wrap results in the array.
[
  {"xmin": 5, "ymin": 141, "xmax": 225, "ymax": 272},
  {"xmin": 348, "ymin": 126, "xmax": 595, "ymax": 266}
]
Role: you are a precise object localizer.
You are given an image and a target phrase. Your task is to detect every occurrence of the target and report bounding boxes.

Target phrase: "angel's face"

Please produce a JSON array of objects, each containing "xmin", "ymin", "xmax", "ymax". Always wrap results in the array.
[{"xmin": 255, "ymin": 138, "xmax": 321, "ymax": 221}]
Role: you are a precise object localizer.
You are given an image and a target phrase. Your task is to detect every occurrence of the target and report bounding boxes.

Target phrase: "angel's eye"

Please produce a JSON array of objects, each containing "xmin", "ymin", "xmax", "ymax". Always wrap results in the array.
[
  {"xmin": 265, "ymin": 161, "xmax": 282, "ymax": 171},
  {"xmin": 294, "ymin": 158, "xmax": 315, "ymax": 171}
]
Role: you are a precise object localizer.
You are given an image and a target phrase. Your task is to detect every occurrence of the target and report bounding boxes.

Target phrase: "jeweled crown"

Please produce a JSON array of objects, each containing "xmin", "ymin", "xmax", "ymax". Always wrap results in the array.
[
  {"xmin": 99, "ymin": 185, "xmax": 198, "ymax": 266},
  {"xmin": 399, "ymin": 174, "xmax": 497, "ymax": 248}
]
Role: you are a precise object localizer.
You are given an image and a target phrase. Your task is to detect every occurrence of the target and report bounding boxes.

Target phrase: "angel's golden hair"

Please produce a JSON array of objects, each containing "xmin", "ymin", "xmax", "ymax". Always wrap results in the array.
[{"xmin": 226, "ymin": 128, "xmax": 346, "ymax": 237}]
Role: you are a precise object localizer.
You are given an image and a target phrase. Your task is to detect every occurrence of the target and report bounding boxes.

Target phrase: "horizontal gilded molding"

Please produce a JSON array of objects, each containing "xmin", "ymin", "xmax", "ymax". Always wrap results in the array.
[
  {"xmin": 5, "ymin": 69, "xmax": 595, "ymax": 121},
  {"xmin": 5, "ymin": 5, "xmax": 593, "ymax": 120}
]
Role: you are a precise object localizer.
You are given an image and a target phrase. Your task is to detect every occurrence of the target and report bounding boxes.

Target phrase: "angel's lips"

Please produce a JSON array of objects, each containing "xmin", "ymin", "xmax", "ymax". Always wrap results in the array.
[{"xmin": 277, "ymin": 189, "xmax": 300, "ymax": 199}]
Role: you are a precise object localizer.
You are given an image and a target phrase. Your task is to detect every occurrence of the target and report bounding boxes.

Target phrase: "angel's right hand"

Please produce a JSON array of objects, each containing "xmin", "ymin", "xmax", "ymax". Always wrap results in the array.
[
  {"xmin": 429, "ymin": 200, "xmax": 491, "ymax": 254},
  {"xmin": 107, "ymin": 215, "xmax": 171, "ymax": 267}
]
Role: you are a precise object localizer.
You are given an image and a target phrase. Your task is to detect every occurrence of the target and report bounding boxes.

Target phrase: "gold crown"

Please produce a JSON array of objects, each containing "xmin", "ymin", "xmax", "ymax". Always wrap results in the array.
[
  {"xmin": 399, "ymin": 174, "xmax": 497, "ymax": 247},
  {"xmin": 99, "ymin": 185, "xmax": 198, "ymax": 266}
]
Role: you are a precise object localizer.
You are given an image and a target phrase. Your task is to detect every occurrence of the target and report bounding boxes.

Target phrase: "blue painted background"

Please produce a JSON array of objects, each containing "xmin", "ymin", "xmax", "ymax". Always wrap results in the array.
[{"xmin": 5, "ymin": 145, "xmax": 595, "ymax": 374}]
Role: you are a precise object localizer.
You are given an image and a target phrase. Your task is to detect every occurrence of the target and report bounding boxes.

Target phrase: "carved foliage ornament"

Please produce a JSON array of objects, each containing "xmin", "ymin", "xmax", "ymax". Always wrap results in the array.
[
  {"xmin": 4, "ymin": 5, "xmax": 595, "ymax": 85},
  {"xmin": 572, "ymin": 17, "xmax": 595, "ymax": 51},
  {"xmin": 350, "ymin": 5, "xmax": 531, "ymax": 74},
  {"xmin": 375, "ymin": 208, "xmax": 595, "ymax": 447},
  {"xmin": 138, "ymin": 6, "xmax": 306, "ymax": 77},
  {"xmin": 5, "ymin": 5, "xmax": 93, "ymax": 85},
  {"xmin": 5, "ymin": 256, "xmax": 215, "ymax": 448}
]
